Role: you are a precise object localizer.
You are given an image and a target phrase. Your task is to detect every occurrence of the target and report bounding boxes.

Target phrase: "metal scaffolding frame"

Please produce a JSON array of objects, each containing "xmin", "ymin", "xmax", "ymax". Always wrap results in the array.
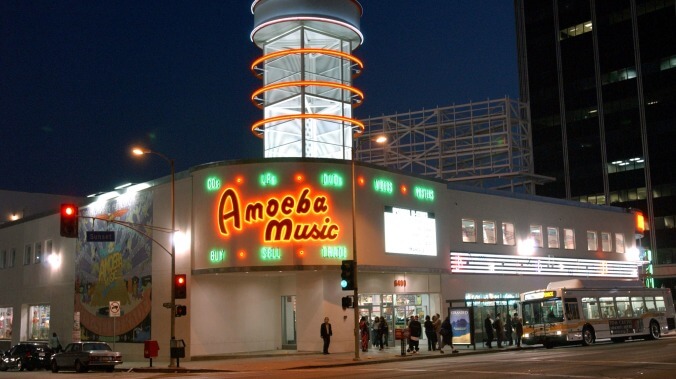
[{"xmin": 355, "ymin": 97, "xmax": 553, "ymax": 193}]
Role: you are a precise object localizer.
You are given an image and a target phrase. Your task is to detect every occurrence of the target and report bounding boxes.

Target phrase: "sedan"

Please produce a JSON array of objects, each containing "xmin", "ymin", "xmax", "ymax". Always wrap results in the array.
[
  {"xmin": 0, "ymin": 342, "xmax": 53, "ymax": 371},
  {"xmin": 50, "ymin": 341, "xmax": 122, "ymax": 373}
]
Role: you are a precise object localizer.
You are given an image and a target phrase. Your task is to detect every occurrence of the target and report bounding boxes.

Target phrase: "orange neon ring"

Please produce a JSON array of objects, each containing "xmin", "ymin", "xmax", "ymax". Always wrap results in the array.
[
  {"xmin": 250, "ymin": 81, "xmax": 364, "ymax": 109},
  {"xmin": 251, "ymin": 48, "xmax": 364, "ymax": 78},
  {"xmin": 250, "ymin": 114, "xmax": 365, "ymax": 138}
]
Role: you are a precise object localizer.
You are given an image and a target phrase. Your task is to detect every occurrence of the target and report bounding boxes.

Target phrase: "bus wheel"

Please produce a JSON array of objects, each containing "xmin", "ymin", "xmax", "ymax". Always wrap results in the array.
[
  {"xmin": 648, "ymin": 321, "xmax": 660, "ymax": 340},
  {"xmin": 582, "ymin": 326, "xmax": 595, "ymax": 346}
]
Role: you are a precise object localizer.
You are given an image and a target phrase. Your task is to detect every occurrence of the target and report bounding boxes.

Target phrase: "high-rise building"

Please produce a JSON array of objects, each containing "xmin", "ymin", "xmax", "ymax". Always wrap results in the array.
[{"xmin": 515, "ymin": 0, "xmax": 676, "ymax": 287}]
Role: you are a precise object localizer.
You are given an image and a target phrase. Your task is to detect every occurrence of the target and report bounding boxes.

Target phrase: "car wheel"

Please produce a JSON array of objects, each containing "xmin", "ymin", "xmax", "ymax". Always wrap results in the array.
[
  {"xmin": 51, "ymin": 360, "xmax": 59, "ymax": 373},
  {"xmin": 74, "ymin": 360, "xmax": 88, "ymax": 373},
  {"xmin": 582, "ymin": 326, "xmax": 595, "ymax": 346},
  {"xmin": 648, "ymin": 320, "xmax": 660, "ymax": 340}
]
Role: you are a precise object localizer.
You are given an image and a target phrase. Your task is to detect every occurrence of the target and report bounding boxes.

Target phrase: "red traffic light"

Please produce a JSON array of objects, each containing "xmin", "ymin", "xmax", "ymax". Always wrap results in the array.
[
  {"xmin": 174, "ymin": 274, "xmax": 187, "ymax": 299},
  {"xmin": 175, "ymin": 305, "xmax": 187, "ymax": 317},
  {"xmin": 60, "ymin": 203, "xmax": 79, "ymax": 238}
]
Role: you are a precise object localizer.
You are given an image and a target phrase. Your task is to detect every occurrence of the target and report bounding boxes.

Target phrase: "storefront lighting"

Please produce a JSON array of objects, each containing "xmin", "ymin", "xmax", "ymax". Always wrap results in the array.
[
  {"xmin": 48, "ymin": 253, "xmax": 61, "ymax": 269},
  {"xmin": 517, "ymin": 238, "xmax": 535, "ymax": 256}
]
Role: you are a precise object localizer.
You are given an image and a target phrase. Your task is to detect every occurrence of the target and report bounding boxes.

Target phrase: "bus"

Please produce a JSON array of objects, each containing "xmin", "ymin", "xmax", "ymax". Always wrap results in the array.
[{"xmin": 520, "ymin": 279, "xmax": 676, "ymax": 348}]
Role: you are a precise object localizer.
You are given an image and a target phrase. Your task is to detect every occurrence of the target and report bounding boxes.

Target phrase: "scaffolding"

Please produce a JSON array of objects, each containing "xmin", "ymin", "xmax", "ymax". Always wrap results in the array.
[{"xmin": 355, "ymin": 97, "xmax": 553, "ymax": 193}]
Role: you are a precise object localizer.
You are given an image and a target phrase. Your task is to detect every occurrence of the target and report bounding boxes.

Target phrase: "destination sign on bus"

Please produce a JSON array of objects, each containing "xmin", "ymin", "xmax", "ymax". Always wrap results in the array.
[{"xmin": 524, "ymin": 290, "xmax": 556, "ymax": 300}]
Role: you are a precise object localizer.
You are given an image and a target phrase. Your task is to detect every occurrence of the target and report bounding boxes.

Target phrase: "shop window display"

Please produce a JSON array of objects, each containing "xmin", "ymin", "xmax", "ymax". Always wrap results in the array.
[
  {"xmin": 0, "ymin": 308, "xmax": 12, "ymax": 339},
  {"xmin": 28, "ymin": 305, "xmax": 50, "ymax": 340}
]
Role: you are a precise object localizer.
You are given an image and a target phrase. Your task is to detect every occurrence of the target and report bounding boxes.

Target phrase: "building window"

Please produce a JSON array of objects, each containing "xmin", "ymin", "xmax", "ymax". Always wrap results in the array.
[
  {"xmin": 8, "ymin": 248, "xmax": 15, "ymax": 268},
  {"xmin": 45, "ymin": 240, "xmax": 53, "ymax": 254},
  {"xmin": 0, "ymin": 307, "xmax": 12, "ymax": 339},
  {"xmin": 462, "ymin": 219, "xmax": 476, "ymax": 243},
  {"xmin": 615, "ymin": 233, "xmax": 625, "ymax": 254},
  {"xmin": 564, "ymin": 229, "xmax": 575, "ymax": 250},
  {"xmin": 23, "ymin": 244, "xmax": 32, "ymax": 265},
  {"xmin": 601, "ymin": 232, "xmax": 612, "ymax": 252},
  {"xmin": 0, "ymin": 250, "xmax": 5, "ymax": 269},
  {"xmin": 502, "ymin": 222, "xmax": 515, "ymax": 246},
  {"xmin": 34, "ymin": 242, "xmax": 42, "ymax": 264},
  {"xmin": 587, "ymin": 231, "xmax": 598, "ymax": 251},
  {"xmin": 547, "ymin": 227, "xmax": 560, "ymax": 249},
  {"xmin": 28, "ymin": 305, "xmax": 50, "ymax": 341},
  {"xmin": 483, "ymin": 221, "xmax": 496, "ymax": 244},
  {"xmin": 530, "ymin": 225, "xmax": 543, "ymax": 248},
  {"xmin": 559, "ymin": 20, "xmax": 592, "ymax": 40}
]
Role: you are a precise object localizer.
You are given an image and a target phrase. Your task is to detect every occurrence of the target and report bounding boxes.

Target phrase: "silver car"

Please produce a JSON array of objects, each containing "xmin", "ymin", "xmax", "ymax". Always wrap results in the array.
[{"xmin": 50, "ymin": 342, "xmax": 122, "ymax": 373}]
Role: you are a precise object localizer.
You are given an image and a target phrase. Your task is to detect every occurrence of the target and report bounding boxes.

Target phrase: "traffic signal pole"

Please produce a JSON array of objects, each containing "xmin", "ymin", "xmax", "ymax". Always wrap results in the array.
[{"xmin": 351, "ymin": 158, "xmax": 359, "ymax": 361}]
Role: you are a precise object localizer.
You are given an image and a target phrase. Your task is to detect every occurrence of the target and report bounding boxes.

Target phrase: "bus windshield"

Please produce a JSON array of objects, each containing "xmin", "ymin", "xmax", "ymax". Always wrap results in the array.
[{"xmin": 522, "ymin": 298, "xmax": 564, "ymax": 325}]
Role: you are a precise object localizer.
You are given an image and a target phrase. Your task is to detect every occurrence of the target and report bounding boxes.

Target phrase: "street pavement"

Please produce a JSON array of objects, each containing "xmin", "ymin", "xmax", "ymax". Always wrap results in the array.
[{"xmin": 118, "ymin": 341, "xmax": 526, "ymax": 373}]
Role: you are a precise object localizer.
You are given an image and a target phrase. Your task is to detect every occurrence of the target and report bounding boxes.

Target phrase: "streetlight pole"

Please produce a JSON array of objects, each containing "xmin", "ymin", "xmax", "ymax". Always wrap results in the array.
[{"xmin": 132, "ymin": 148, "xmax": 176, "ymax": 367}]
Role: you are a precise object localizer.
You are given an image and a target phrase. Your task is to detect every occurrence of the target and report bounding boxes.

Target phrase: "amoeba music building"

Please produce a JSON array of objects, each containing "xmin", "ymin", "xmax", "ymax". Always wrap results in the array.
[{"xmin": 0, "ymin": 157, "xmax": 645, "ymax": 360}]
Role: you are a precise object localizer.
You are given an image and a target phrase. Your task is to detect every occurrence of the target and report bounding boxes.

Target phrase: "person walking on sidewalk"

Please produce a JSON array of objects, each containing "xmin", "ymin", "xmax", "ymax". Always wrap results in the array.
[
  {"xmin": 424, "ymin": 315, "xmax": 437, "ymax": 351},
  {"xmin": 320, "ymin": 317, "xmax": 332, "ymax": 354},
  {"xmin": 494, "ymin": 313, "xmax": 505, "ymax": 348},
  {"xmin": 379, "ymin": 317, "xmax": 389, "ymax": 349},
  {"xmin": 513, "ymin": 312, "xmax": 524, "ymax": 348},
  {"xmin": 359, "ymin": 316, "xmax": 369, "ymax": 352},
  {"xmin": 433, "ymin": 313, "xmax": 442, "ymax": 350},
  {"xmin": 484, "ymin": 313, "xmax": 494, "ymax": 348},
  {"xmin": 438, "ymin": 315, "xmax": 458, "ymax": 354}
]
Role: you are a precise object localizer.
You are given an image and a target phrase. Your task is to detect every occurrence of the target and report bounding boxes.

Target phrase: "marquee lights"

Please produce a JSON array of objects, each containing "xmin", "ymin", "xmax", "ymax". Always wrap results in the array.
[
  {"xmin": 450, "ymin": 252, "xmax": 640, "ymax": 278},
  {"xmin": 250, "ymin": 48, "xmax": 364, "ymax": 79},
  {"xmin": 251, "ymin": 81, "xmax": 364, "ymax": 109}
]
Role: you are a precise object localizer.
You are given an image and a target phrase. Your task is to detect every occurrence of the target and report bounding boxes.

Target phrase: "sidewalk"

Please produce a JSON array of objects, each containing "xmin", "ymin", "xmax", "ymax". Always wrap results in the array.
[{"xmin": 119, "ymin": 342, "xmax": 525, "ymax": 373}]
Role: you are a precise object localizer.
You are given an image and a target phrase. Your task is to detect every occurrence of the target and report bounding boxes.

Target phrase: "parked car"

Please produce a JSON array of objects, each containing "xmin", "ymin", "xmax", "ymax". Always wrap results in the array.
[
  {"xmin": 50, "ymin": 341, "xmax": 122, "ymax": 373},
  {"xmin": 0, "ymin": 341, "xmax": 54, "ymax": 371}
]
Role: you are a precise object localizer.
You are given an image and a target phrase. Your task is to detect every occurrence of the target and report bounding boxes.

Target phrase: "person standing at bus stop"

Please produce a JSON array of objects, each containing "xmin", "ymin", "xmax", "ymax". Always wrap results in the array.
[
  {"xmin": 494, "ymin": 313, "xmax": 505, "ymax": 348},
  {"xmin": 484, "ymin": 313, "xmax": 494, "ymax": 348},
  {"xmin": 513, "ymin": 312, "xmax": 523, "ymax": 348}
]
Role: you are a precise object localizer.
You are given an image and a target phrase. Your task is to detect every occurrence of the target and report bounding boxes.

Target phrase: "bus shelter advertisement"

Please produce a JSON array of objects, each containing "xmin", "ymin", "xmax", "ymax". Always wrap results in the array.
[{"xmin": 451, "ymin": 307, "xmax": 473, "ymax": 345}]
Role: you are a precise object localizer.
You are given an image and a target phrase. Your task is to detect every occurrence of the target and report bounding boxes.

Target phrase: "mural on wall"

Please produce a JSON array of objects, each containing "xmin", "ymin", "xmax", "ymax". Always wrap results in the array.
[{"xmin": 75, "ymin": 191, "xmax": 153, "ymax": 342}]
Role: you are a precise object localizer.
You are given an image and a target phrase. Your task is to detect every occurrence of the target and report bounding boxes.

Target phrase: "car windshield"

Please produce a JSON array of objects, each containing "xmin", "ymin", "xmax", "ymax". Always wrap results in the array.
[{"xmin": 83, "ymin": 343, "xmax": 112, "ymax": 351}]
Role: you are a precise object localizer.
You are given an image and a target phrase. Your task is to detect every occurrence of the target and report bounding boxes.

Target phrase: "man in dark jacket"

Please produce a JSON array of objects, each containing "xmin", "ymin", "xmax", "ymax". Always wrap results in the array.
[
  {"xmin": 407, "ymin": 315, "xmax": 422, "ymax": 353},
  {"xmin": 320, "ymin": 317, "xmax": 333, "ymax": 354},
  {"xmin": 484, "ymin": 313, "xmax": 494, "ymax": 348}
]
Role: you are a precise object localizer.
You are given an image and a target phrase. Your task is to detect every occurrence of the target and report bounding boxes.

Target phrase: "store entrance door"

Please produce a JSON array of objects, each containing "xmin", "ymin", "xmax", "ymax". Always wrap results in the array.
[{"xmin": 281, "ymin": 296, "xmax": 296, "ymax": 349}]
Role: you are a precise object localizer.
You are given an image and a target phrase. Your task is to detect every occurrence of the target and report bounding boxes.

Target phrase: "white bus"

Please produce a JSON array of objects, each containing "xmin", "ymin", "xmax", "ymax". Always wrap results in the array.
[{"xmin": 520, "ymin": 279, "xmax": 676, "ymax": 348}]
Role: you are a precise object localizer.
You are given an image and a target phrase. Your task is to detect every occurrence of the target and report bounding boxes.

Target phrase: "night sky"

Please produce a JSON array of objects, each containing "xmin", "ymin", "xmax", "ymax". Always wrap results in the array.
[{"xmin": 1, "ymin": 1, "xmax": 518, "ymax": 197}]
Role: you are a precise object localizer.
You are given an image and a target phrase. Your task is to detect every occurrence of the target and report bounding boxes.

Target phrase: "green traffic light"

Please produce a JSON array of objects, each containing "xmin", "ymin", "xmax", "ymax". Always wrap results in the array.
[{"xmin": 341, "ymin": 279, "xmax": 348, "ymax": 288}]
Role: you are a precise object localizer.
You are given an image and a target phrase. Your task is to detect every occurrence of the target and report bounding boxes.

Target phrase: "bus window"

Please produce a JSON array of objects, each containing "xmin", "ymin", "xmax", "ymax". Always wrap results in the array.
[
  {"xmin": 582, "ymin": 297, "xmax": 600, "ymax": 319},
  {"xmin": 631, "ymin": 297, "xmax": 646, "ymax": 315},
  {"xmin": 615, "ymin": 296, "xmax": 632, "ymax": 317},
  {"xmin": 564, "ymin": 299, "xmax": 580, "ymax": 320},
  {"xmin": 599, "ymin": 297, "xmax": 617, "ymax": 318},
  {"xmin": 522, "ymin": 303, "xmax": 535, "ymax": 325},
  {"xmin": 656, "ymin": 296, "xmax": 666, "ymax": 312},
  {"xmin": 645, "ymin": 297, "xmax": 657, "ymax": 312}
]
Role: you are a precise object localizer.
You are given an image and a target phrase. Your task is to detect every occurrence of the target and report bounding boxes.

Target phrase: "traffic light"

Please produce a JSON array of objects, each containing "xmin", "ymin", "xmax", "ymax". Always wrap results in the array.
[
  {"xmin": 174, "ymin": 274, "xmax": 187, "ymax": 299},
  {"xmin": 175, "ymin": 305, "xmax": 187, "ymax": 317},
  {"xmin": 340, "ymin": 260, "xmax": 355, "ymax": 291},
  {"xmin": 341, "ymin": 296, "xmax": 353, "ymax": 309},
  {"xmin": 60, "ymin": 204, "xmax": 79, "ymax": 238}
]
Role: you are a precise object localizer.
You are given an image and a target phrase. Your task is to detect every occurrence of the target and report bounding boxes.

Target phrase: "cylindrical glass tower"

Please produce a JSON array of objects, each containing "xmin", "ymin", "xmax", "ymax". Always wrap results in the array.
[{"xmin": 250, "ymin": 0, "xmax": 364, "ymax": 159}]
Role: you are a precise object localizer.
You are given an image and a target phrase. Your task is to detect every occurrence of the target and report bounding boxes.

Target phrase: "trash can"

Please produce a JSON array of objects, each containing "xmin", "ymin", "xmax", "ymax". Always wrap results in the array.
[{"xmin": 170, "ymin": 338, "xmax": 185, "ymax": 359}]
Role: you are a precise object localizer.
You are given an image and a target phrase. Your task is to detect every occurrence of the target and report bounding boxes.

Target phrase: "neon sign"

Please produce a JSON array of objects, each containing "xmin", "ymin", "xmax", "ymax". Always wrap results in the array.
[
  {"xmin": 206, "ymin": 177, "xmax": 222, "ymax": 192},
  {"xmin": 413, "ymin": 186, "xmax": 434, "ymax": 201},
  {"xmin": 259, "ymin": 172, "xmax": 279, "ymax": 187},
  {"xmin": 260, "ymin": 247, "xmax": 282, "ymax": 261},
  {"xmin": 217, "ymin": 187, "xmax": 340, "ymax": 243},
  {"xmin": 210, "ymin": 249, "xmax": 226, "ymax": 263},
  {"xmin": 373, "ymin": 178, "xmax": 393, "ymax": 194},
  {"xmin": 320, "ymin": 245, "xmax": 348, "ymax": 259},
  {"xmin": 320, "ymin": 172, "xmax": 344, "ymax": 188}
]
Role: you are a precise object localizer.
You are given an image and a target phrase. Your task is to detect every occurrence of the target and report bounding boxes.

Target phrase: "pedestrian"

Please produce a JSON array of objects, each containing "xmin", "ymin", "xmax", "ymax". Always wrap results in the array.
[
  {"xmin": 484, "ymin": 313, "xmax": 494, "ymax": 348},
  {"xmin": 505, "ymin": 313, "xmax": 513, "ymax": 346},
  {"xmin": 359, "ymin": 316, "xmax": 369, "ymax": 352},
  {"xmin": 494, "ymin": 313, "xmax": 505, "ymax": 348},
  {"xmin": 407, "ymin": 315, "xmax": 422, "ymax": 353},
  {"xmin": 433, "ymin": 313, "xmax": 442, "ymax": 350},
  {"xmin": 379, "ymin": 317, "xmax": 389, "ymax": 349},
  {"xmin": 513, "ymin": 312, "xmax": 523, "ymax": 348},
  {"xmin": 439, "ymin": 315, "xmax": 458, "ymax": 354},
  {"xmin": 49, "ymin": 332, "xmax": 62, "ymax": 353},
  {"xmin": 320, "ymin": 316, "xmax": 332, "ymax": 354},
  {"xmin": 372, "ymin": 316, "xmax": 380, "ymax": 348},
  {"xmin": 424, "ymin": 315, "xmax": 437, "ymax": 351}
]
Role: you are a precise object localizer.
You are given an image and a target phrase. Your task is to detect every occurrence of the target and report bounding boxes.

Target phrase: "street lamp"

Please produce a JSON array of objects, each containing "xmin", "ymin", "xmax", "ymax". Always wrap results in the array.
[{"xmin": 132, "ymin": 147, "xmax": 176, "ymax": 367}]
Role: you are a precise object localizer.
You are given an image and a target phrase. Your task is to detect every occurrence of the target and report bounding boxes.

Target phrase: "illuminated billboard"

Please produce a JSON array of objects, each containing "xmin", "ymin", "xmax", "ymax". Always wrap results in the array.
[{"xmin": 384, "ymin": 206, "xmax": 437, "ymax": 256}]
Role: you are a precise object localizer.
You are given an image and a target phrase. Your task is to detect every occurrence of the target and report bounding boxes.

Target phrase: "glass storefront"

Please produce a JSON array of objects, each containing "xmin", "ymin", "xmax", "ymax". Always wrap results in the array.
[
  {"xmin": 28, "ymin": 304, "xmax": 50, "ymax": 341},
  {"xmin": 0, "ymin": 307, "xmax": 12, "ymax": 339},
  {"xmin": 358, "ymin": 293, "xmax": 432, "ymax": 346}
]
